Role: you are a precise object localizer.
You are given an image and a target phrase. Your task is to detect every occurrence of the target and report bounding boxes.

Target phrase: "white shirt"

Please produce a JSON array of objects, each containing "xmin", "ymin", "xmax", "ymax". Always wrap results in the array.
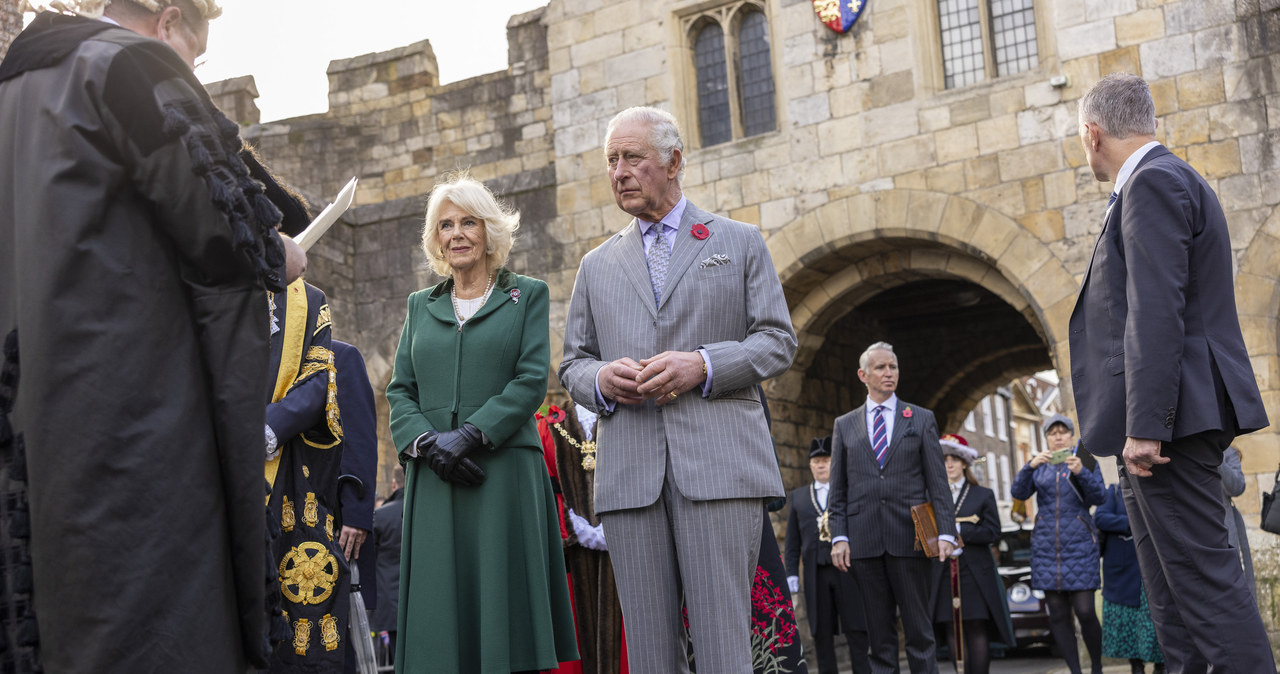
[
  {"xmin": 814, "ymin": 480, "xmax": 829, "ymax": 510},
  {"xmin": 864, "ymin": 394, "xmax": 898, "ymax": 447},
  {"xmin": 1108, "ymin": 140, "xmax": 1161, "ymax": 214}
]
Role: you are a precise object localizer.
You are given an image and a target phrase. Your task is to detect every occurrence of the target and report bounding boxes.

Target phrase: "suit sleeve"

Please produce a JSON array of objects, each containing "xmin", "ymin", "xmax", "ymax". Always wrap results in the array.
[
  {"xmin": 266, "ymin": 290, "xmax": 334, "ymax": 443},
  {"xmin": 784, "ymin": 494, "xmax": 802, "ymax": 577},
  {"xmin": 336, "ymin": 344, "xmax": 378, "ymax": 531},
  {"xmin": 1121, "ymin": 164, "xmax": 1194, "ymax": 441},
  {"xmin": 387, "ymin": 294, "xmax": 435, "ymax": 454},
  {"xmin": 829, "ymin": 420, "xmax": 850, "ymax": 541},
  {"xmin": 701, "ymin": 228, "xmax": 798, "ymax": 395},
  {"xmin": 1093, "ymin": 486, "xmax": 1129, "ymax": 534},
  {"xmin": 1075, "ymin": 462, "xmax": 1108, "ymax": 507},
  {"xmin": 558, "ymin": 257, "xmax": 611, "ymax": 415},
  {"xmin": 921, "ymin": 411, "xmax": 956, "ymax": 538},
  {"xmin": 465, "ymin": 280, "xmax": 550, "ymax": 449}
]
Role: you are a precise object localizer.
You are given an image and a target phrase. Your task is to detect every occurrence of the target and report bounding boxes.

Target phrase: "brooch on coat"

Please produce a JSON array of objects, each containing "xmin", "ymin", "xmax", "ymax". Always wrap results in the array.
[{"xmin": 510, "ymin": 288, "xmax": 521, "ymax": 304}]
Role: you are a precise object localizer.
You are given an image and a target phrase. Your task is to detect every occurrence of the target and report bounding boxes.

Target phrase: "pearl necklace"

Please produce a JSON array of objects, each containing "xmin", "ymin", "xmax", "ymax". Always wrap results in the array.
[{"xmin": 451, "ymin": 272, "xmax": 496, "ymax": 324}]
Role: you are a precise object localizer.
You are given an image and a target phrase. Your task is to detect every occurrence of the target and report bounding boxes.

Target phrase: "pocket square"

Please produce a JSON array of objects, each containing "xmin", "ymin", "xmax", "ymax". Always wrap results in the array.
[{"xmin": 699, "ymin": 253, "xmax": 731, "ymax": 268}]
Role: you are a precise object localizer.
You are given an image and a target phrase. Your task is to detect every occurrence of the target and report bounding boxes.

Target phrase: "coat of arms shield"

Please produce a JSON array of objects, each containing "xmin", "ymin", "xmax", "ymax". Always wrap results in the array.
[{"xmin": 812, "ymin": 0, "xmax": 866, "ymax": 34}]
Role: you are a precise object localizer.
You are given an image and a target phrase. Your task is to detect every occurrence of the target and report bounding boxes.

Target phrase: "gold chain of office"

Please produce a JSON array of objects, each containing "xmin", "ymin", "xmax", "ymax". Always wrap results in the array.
[{"xmin": 550, "ymin": 421, "xmax": 597, "ymax": 471}]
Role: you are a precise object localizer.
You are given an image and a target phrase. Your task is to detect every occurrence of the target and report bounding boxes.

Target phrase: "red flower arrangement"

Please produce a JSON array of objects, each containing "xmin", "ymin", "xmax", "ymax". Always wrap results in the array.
[
  {"xmin": 547, "ymin": 405, "xmax": 566, "ymax": 424},
  {"xmin": 691, "ymin": 223, "xmax": 710, "ymax": 240}
]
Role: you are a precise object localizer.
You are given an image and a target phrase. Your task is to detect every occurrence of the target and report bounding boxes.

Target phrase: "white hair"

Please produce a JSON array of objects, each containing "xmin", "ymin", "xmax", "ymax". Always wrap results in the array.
[
  {"xmin": 45, "ymin": 0, "xmax": 222, "ymax": 20},
  {"xmin": 421, "ymin": 172, "xmax": 520, "ymax": 278},
  {"xmin": 604, "ymin": 106, "xmax": 685, "ymax": 182},
  {"xmin": 858, "ymin": 341, "xmax": 895, "ymax": 370}
]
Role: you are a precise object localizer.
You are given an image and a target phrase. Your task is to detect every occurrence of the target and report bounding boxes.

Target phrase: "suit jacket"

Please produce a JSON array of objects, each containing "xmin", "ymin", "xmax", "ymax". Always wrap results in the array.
[
  {"xmin": 558, "ymin": 201, "xmax": 796, "ymax": 513},
  {"xmin": 370, "ymin": 489, "xmax": 403, "ymax": 633},
  {"xmin": 829, "ymin": 401, "xmax": 955, "ymax": 558},
  {"xmin": 785, "ymin": 484, "xmax": 866, "ymax": 634},
  {"xmin": 335, "ymin": 340, "xmax": 378, "ymax": 608},
  {"xmin": 1069, "ymin": 145, "xmax": 1267, "ymax": 456}
]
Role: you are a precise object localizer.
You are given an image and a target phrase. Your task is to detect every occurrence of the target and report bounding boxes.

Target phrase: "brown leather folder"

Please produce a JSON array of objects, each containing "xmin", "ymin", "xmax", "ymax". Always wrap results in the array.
[{"xmin": 911, "ymin": 502, "xmax": 962, "ymax": 558}]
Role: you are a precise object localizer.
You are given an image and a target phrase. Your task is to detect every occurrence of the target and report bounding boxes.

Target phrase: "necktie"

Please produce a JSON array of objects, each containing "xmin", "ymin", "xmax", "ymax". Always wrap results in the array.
[
  {"xmin": 1107, "ymin": 191, "xmax": 1117, "ymax": 208},
  {"xmin": 872, "ymin": 405, "xmax": 889, "ymax": 467},
  {"xmin": 647, "ymin": 225, "xmax": 671, "ymax": 306}
]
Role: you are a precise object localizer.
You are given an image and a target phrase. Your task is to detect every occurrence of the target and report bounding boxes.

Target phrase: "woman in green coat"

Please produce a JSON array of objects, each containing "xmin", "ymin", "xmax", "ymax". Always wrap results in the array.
[{"xmin": 387, "ymin": 173, "xmax": 578, "ymax": 673}]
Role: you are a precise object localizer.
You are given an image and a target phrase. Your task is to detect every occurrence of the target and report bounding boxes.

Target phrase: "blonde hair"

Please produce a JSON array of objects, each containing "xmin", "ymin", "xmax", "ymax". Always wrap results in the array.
[{"xmin": 421, "ymin": 173, "xmax": 519, "ymax": 277}]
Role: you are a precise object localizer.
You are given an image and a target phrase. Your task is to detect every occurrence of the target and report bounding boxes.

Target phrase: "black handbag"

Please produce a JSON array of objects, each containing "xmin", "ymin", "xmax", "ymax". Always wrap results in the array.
[{"xmin": 1260, "ymin": 465, "xmax": 1280, "ymax": 534}]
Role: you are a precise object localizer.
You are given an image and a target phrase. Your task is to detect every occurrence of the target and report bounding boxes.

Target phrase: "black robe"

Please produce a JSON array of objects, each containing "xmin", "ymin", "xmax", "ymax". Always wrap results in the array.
[
  {"xmin": 0, "ymin": 13, "xmax": 285, "ymax": 673},
  {"xmin": 928, "ymin": 483, "xmax": 1015, "ymax": 647},
  {"xmin": 265, "ymin": 281, "xmax": 349, "ymax": 672}
]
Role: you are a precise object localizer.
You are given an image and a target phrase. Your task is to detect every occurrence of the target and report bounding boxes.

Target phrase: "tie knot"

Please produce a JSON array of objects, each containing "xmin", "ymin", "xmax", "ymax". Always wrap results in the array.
[
  {"xmin": 1107, "ymin": 191, "xmax": 1118, "ymax": 207},
  {"xmin": 874, "ymin": 405, "xmax": 886, "ymax": 414}
]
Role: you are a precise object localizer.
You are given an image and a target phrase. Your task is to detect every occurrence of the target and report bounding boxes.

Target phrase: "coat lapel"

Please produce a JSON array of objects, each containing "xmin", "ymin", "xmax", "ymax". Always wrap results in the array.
[
  {"xmin": 424, "ymin": 282, "xmax": 460, "ymax": 327},
  {"xmin": 847, "ymin": 404, "xmax": 874, "ymax": 467},
  {"xmin": 656, "ymin": 202, "xmax": 714, "ymax": 312},
  {"xmin": 614, "ymin": 221, "xmax": 659, "ymax": 318},
  {"xmin": 882, "ymin": 401, "xmax": 913, "ymax": 469}
]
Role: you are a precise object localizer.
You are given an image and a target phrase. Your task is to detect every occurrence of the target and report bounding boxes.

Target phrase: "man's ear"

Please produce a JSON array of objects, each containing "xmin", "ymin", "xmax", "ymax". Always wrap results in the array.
[
  {"xmin": 667, "ymin": 147, "xmax": 683, "ymax": 179},
  {"xmin": 155, "ymin": 5, "xmax": 184, "ymax": 41}
]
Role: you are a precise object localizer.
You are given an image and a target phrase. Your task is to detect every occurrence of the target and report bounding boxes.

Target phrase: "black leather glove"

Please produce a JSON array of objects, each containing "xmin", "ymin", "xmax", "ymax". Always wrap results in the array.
[{"xmin": 425, "ymin": 423, "xmax": 486, "ymax": 486}]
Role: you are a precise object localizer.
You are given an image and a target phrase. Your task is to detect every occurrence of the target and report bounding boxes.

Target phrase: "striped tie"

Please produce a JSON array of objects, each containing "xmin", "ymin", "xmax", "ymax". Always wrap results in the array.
[
  {"xmin": 872, "ymin": 405, "xmax": 889, "ymax": 467},
  {"xmin": 1107, "ymin": 191, "xmax": 1117, "ymax": 208}
]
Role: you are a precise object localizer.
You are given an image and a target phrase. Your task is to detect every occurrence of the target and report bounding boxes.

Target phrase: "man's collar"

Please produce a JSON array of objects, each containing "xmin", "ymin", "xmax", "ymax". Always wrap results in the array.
[
  {"xmin": 637, "ymin": 195, "xmax": 687, "ymax": 236},
  {"xmin": 813, "ymin": 480, "xmax": 828, "ymax": 488},
  {"xmin": 1113, "ymin": 140, "xmax": 1161, "ymax": 194},
  {"xmin": 98, "ymin": 16, "xmax": 121, "ymax": 26},
  {"xmin": 866, "ymin": 393, "xmax": 899, "ymax": 411}
]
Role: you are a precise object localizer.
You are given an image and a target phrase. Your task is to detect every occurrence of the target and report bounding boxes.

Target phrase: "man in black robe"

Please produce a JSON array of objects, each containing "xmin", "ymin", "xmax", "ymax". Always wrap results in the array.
[{"xmin": 0, "ymin": 2, "xmax": 304, "ymax": 671}]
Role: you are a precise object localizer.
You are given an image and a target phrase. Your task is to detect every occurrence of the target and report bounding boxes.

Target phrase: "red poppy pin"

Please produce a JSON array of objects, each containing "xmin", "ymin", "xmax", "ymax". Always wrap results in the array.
[
  {"xmin": 691, "ymin": 223, "xmax": 710, "ymax": 240},
  {"xmin": 902, "ymin": 407, "xmax": 913, "ymax": 419},
  {"xmin": 510, "ymin": 288, "xmax": 521, "ymax": 304},
  {"xmin": 547, "ymin": 405, "xmax": 566, "ymax": 424}
]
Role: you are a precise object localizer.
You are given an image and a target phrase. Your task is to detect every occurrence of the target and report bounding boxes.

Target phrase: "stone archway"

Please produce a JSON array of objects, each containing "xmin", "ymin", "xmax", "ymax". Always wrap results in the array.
[{"xmin": 759, "ymin": 189, "xmax": 1079, "ymax": 484}]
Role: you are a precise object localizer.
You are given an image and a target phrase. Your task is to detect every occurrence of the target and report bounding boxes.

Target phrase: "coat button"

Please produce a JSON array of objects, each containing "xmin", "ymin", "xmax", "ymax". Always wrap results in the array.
[{"xmin": 879, "ymin": 474, "xmax": 885, "ymax": 479}]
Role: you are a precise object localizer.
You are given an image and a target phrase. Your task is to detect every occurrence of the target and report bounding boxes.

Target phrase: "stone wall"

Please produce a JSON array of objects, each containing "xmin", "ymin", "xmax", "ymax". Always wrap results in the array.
[{"xmin": 1, "ymin": 0, "xmax": 22, "ymax": 61}]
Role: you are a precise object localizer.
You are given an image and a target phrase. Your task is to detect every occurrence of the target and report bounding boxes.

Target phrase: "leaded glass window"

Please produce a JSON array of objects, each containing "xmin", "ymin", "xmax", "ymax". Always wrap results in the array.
[
  {"xmin": 937, "ymin": 0, "xmax": 1039, "ymax": 89},
  {"xmin": 991, "ymin": 0, "xmax": 1038, "ymax": 77},
  {"xmin": 938, "ymin": 0, "xmax": 985, "ymax": 89},
  {"xmin": 694, "ymin": 23, "xmax": 732, "ymax": 147},
  {"xmin": 738, "ymin": 11, "xmax": 776, "ymax": 137}
]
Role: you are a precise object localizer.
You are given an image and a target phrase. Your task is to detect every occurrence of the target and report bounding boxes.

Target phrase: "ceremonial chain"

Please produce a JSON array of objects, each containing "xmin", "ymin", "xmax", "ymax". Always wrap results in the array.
[
  {"xmin": 550, "ymin": 421, "xmax": 597, "ymax": 471},
  {"xmin": 451, "ymin": 272, "xmax": 496, "ymax": 323},
  {"xmin": 810, "ymin": 484, "xmax": 831, "ymax": 542}
]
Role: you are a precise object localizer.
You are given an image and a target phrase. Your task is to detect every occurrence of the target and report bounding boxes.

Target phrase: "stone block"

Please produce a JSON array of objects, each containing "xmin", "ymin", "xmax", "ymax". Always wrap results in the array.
[
  {"xmin": 604, "ymin": 45, "xmax": 666, "ymax": 86},
  {"xmin": 1163, "ymin": 108, "xmax": 1211, "ymax": 146},
  {"xmin": 1100, "ymin": 45, "xmax": 1144, "ymax": 77},
  {"xmin": 878, "ymin": 136, "xmax": 936, "ymax": 175},
  {"xmin": 1063, "ymin": 199, "xmax": 1108, "ymax": 239},
  {"xmin": 869, "ymin": 70, "xmax": 915, "ymax": 108},
  {"xmin": 1196, "ymin": 24, "xmax": 1247, "ymax": 70},
  {"xmin": 1023, "ymin": 177, "xmax": 1047, "ymax": 212},
  {"xmin": 1019, "ymin": 209, "xmax": 1067, "ymax": 242},
  {"xmin": 935, "ymin": 124, "xmax": 979, "ymax": 165},
  {"xmin": 878, "ymin": 38, "xmax": 915, "ymax": 75},
  {"xmin": 830, "ymin": 82, "xmax": 871, "ymax": 117},
  {"xmin": 951, "ymin": 95, "xmax": 992, "ymax": 126},
  {"xmin": 788, "ymin": 92, "xmax": 833, "ymax": 127},
  {"xmin": 1164, "ymin": 0, "xmax": 1237, "ymax": 35},
  {"xmin": 1178, "ymin": 69, "xmax": 1228, "ymax": 110},
  {"xmin": 967, "ymin": 181, "xmax": 1028, "ymax": 218},
  {"xmin": 937, "ymin": 197, "xmax": 984, "ymax": 242},
  {"xmin": 1224, "ymin": 55, "xmax": 1280, "ymax": 102},
  {"xmin": 1044, "ymin": 170, "xmax": 1079, "ymax": 209},
  {"xmin": 1222, "ymin": 174, "xmax": 1264, "ymax": 210},
  {"xmin": 1025, "ymin": 81, "xmax": 1063, "ymax": 109},
  {"xmin": 1149, "ymin": 76, "xmax": 1180, "ymax": 115},
  {"xmin": 783, "ymin": 32, "xmax": 819, "ymax": 68},
  {"xmin": 720, "ymin": 152, "xmax": 757, "ymax": 179},
  {"xmin": 1000, "ymin": 141, "xmax": 1066, "ymax": 181},
  {"xmin": 1186, "ymin": 138, "xmax": 1242, "ymax": 178},
  {"xmin": 969, "ymin": 210, "xmax": 1021, "ymax": 260},
  {"xmin": 570, "ymin": 32, "xmax": 622, "ymax": 68},
  {"xmin": 873, "ymin": 6, "xmax": 911, "ymax": 42},
  {"xmin": 1059, "ymin": 19, "xmax": 1119, "ymax": 61},
  {"xmin": 989, "ymin": 88, "xmax": 1026, "ymax": 117},
  {"xmin": 1087, "ymin": 0, "xmax": 1139, "ymax": 21},
  {"xmin": 926, "ymin": 163, "xmax": 968, "ymax": 194},
  {"xmin": 1061, "ymin": 56, "xmax": 1103, "ymax": 101},
  {"xmin": 836, "ymin": 148, "xmax": 876, "ymax": 186},
  {"xmin": 1055, "ymin": 0, "xmax": 1088, "ymax": 28},
  {"xmin": 1210, "ymin": 99, "xmax": 1267, "ymax": 140},
  {"xmin": 554, "ymin": 121, "xmax": 602, "ymax": 160},
  {"xmin": 999, "ymin": 231, "xmax": 1056, "ymax": 283},
  {"xmin": 977, "ymin": 115, "xmax": 1021, "ymax": 155},
  {"xmin": 919, "ymin": 105, "xmax": 951, "ymax": 133},
  {"xmin": 1239, "ymin": 131, "xmax": 1280, "ymax": 174},
  {"xmin": 966, "ymin": 155, "xmax": 1002, "ymax": 190},
  {"xmin": 1116, "ymin": 8, "xmax": 1167, "ymax": 45},
  {"xmin": 1140, "ymin": 33, "xmax": 1198, "ymax": 78},
  {"xmin": 863, "ymin": 101, "xmax": 920, "ymax": 145},
  {"xmin": 1017, "ymin": 104, "xmax": 1077, "ymax": 145}
]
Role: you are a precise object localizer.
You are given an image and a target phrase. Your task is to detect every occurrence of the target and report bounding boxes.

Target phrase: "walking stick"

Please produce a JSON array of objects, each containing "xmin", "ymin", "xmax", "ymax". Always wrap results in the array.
[{"xmin": 949, "ymin": 555, "xmax": 964, "ymax": 674}]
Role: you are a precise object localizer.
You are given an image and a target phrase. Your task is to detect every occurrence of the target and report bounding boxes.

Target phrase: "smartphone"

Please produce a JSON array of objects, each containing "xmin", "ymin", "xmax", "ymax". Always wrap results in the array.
[{"xmin": 1050, "ymin": 448, "xmax": 1072, "ymax": 465}]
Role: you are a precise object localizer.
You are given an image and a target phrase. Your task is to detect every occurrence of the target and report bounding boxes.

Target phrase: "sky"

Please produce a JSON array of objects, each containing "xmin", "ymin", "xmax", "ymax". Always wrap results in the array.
[{"xmin": 194, "ymin": 0, "xmax": 551, "ymax": 122}]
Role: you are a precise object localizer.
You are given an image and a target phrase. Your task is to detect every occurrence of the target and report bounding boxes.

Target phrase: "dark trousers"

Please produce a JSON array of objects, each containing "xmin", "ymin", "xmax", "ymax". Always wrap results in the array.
[
  {"xmin": 1119, "ymin": 428, "xmax": 1275, "ymax": 674},
  {"xmin": 852, "ymin": 555, "xmax": 938, "ymax": 674},
  {"xmin": 813, "ymin": 563, "xmax": 871, "ymax": 674}
]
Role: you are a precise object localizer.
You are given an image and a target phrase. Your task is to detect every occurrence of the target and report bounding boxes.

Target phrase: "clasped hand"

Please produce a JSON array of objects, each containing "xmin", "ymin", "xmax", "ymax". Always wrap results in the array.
[
  {"xmin": 414, "ymin": 424, "xmax": 486, "ymax": 486},
  {"xmin": 599, "ymin": 351, "xmax": 706, "ymax": 406}
]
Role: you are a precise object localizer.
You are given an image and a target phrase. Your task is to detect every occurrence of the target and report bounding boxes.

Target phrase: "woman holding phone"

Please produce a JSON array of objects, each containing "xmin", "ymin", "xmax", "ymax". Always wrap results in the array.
[{"xmin": 1010, "ymin": 414, "xmax": 1107, "ymax": 674}]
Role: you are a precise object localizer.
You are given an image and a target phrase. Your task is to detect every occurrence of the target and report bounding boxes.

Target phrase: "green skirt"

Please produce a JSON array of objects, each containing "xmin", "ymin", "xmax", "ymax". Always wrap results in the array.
[
  {"xmin": 396, "ymin": 445, "xmax": 579, "ymax": 673},
  {"xmin": 1101, "ymin": 592, "xmax": 1163, "ymax": 663}
]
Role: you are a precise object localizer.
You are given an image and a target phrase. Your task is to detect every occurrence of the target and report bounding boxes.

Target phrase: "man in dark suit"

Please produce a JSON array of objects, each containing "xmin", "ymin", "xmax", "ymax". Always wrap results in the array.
[
  {"xmin": 786, "ymin": 437, "xmax": 870, "ymax": 674},
  {"xmin": 1070, "ymin": 73, "xmax": 1272, "ymax": 674},
  {"xmin": 371, "ymin": 467, "xmax": 404, "ymax": 665},
  {"xmin": 829, "ymin": 342, "xmax": 954, "ymax": 674},
  {"xmin": 334, "ymin": 340, "xmax": 377, "ymax": 673}
]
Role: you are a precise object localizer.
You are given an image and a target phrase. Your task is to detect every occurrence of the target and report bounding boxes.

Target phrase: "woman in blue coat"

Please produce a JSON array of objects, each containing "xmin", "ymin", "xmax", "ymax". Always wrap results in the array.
[{"xmin": 1010, "ymin": 414, "xmax": 1107, "ymax": 674}]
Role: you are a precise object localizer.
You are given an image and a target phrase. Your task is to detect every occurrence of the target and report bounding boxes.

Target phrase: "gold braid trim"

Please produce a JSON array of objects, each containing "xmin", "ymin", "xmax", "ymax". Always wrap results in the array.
[{"xmin": 294, "ymin": 345, "xmax": 343, "ymax": 448}]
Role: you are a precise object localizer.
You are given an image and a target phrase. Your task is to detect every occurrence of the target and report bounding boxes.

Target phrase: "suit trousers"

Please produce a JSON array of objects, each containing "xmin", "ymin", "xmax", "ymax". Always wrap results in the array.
[
  {"xmin": 813, "ymin": 563, "xmax": 871, "ymax": 674},
  {"xmin": 852, "ymin": 555, "xmax": 938, "ymax": 674},
  {"xmin": 1119, "ymin": 429, "xmax": 1275, "ymax": 674},
  {"xmin": 602, "ymin": 454, "xmax": 762, "ymax": 674}
]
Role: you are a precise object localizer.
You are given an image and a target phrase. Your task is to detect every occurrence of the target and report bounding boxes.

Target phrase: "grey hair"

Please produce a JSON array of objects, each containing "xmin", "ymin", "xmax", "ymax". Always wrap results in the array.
[
  {"xmin": 421, "ymin": 172, "xmax": 519, "ymax": 278},
  {"xmin": 858, "ymin": 341, "xmax": 895, "ymax": 370},
  {"xmin": 605, "ymin": 106, "xmax": 685, "ymax": 182},
  {"xmin": 1078, "ymin": 73, "xmax": 1156, "ymax": 139}
]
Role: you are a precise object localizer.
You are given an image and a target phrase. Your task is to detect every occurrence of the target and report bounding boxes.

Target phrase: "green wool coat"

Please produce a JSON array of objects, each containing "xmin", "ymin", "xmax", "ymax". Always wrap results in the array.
[{"xmin": 387, "ymin": 269, "xmax": 579, "ymax": 673}]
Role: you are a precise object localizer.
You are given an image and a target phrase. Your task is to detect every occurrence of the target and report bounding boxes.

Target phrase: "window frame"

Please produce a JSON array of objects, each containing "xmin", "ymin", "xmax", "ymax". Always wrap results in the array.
[
  {"xmin": 679, "ymin": 0, "xmax": 779, "ymax": 149},
  {"xmin": 922, "ymin": 0, "xmax": 1050, "ymax": 93}
]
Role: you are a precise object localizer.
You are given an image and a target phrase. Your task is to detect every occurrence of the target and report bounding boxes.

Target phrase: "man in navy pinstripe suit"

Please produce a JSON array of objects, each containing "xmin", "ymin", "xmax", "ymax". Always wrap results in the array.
[
  {"xmin": 829, "ymin": 342, "xmax": 954, "ymax": 674},
  {"xmin": 559, "ymin": 107, "xmax": 796, "ymax": 674}
]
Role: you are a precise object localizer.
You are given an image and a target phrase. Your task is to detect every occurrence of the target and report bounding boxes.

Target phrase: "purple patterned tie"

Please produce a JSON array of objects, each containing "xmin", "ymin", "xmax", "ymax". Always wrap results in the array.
[
  {"xmin": 647, "ymin": 226, "xmax": 671, "ymax": 306},
  {"xmin": 872, "ymin": 405, "xmax": 888, "ymax": 467}
]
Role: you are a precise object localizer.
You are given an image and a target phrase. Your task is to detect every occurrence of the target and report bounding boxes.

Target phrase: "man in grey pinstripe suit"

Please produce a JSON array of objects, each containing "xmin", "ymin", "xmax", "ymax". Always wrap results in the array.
[
  {"xmin": 829, "ymin": 342, "xmax": 955, "ymax": 674},
  {"xmin": 559, "ymin": 107, "xmax": 796, "ymax": 673}
]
